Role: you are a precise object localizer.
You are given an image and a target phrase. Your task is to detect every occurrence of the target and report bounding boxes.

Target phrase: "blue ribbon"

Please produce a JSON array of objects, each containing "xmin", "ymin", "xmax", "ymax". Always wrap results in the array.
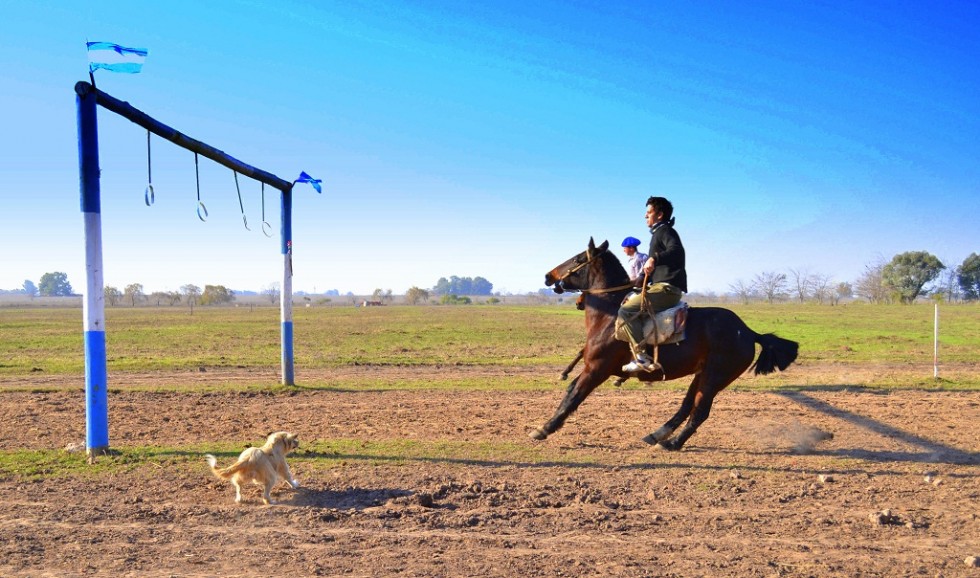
[{"xmin": 295, "ymin": 171, "xmax": 322, "ymax": 194}]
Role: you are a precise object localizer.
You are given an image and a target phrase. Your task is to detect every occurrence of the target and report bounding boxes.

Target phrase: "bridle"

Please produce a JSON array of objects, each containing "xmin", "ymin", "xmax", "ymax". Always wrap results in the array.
[{"xmin": 553, "ymin": 248, "xmax": 635, "ymax": 295}]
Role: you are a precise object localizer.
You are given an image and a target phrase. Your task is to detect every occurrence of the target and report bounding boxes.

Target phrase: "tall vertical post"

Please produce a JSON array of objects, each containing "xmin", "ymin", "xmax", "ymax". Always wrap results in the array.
[
  {"xmin": 281, "ymin": 186, "xmax": 294, "ymax": 385},
  {"xmin": 77, "ymin": 87, "xmax": 109, "ymax": 457},
  {"xmin": 933, "ymin": 303, "xmax": 939, "ymax": 379}
]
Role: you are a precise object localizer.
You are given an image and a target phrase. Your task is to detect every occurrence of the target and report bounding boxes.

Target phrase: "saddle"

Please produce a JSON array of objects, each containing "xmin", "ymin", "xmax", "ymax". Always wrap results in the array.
[{"xmin": 614, "ymin": 301, "xmax": 689, "ymax": 347}]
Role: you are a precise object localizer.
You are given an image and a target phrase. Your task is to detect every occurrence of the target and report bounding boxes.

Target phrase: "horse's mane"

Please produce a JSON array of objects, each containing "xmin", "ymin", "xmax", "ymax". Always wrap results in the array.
[
  {"xmin": 597, "ymin": 250, "xmax": 631, "ymax": 287},
  {"xmin": 582, "ymin": 250, "xmax": 632, "ymax": 316}
]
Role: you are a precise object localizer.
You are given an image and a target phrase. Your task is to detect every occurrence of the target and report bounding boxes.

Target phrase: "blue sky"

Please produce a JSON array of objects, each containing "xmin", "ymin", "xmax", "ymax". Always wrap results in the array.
[{"xmin": 1, "ymin": 0, "xmax": 977, "ymax": 296}]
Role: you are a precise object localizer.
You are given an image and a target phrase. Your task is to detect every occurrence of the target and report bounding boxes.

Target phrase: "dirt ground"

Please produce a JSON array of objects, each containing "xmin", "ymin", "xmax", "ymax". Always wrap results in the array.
[{"xmin": 1, "ymin": 366, "xmax": 978, "ymax": 577}]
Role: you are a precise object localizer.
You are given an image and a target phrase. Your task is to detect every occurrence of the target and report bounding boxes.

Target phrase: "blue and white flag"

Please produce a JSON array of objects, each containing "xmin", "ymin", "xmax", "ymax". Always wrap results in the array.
[
  {"xmin": 295, "ymin": 171, "xmax": 322, "ymax": 193},
  {"xmin": 87, "ymin": 42, "xmax": 148, "ymax": 74}
]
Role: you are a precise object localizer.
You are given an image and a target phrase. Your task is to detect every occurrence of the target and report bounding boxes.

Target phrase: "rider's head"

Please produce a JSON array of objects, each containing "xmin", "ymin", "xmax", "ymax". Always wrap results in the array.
[{"xmin": 646, "ymin": 196, "xmax": 673, "ymax": 222}]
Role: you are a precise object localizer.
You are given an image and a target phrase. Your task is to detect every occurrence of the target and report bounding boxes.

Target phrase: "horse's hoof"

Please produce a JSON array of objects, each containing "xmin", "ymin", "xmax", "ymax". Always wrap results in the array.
[
  {"xmin": 641, "ymin": 433, "xmax": 659, "ymax": 446},
  {"xmin": 528, "ymin": 427, "xmax": 548, "ymax": 441},
  {"xmin": 650, "ymin": 425, "xmax": 674, "ymax": 442},
  {"xmin": 657, "ymin": 440, "xmax": 682, "ymax": 452}
]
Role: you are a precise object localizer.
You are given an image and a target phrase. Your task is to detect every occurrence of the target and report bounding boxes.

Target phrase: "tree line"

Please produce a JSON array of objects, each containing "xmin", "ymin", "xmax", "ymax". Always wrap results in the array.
[
  {"xmin": 14, "ymin": 254, "xmax": 979, "ymax": 306},
  {"xmin": 728, "ymin": 251, "xmax": 980, "ymax": 305}
]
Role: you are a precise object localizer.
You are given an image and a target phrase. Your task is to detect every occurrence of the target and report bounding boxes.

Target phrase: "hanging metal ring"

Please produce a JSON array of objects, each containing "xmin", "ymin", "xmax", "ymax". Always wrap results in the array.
[
  {"xmin": 145, "ymin": 131, "xmax": 155, "ymax": 206},
  {"xmin": 195, "ymin": 152, "xmax": 207, "ymax": 222},
  {"xmin": 234, "ymin": 171, "xmax": 250, "ymax": 231},
  {"xmin": 260, "ymin": 182, "xmax": 273, "ymax": 237}
]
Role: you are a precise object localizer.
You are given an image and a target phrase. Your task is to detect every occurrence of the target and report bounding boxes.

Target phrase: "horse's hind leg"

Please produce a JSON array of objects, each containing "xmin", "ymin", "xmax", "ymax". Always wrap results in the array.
[
  {"xmin": 658, "ymin": 369, "xmax": 737, "ymax": 450},
  {"xmin": 642, "ymin": 374, "xmax": 700, "ymax": 445},
  {"xmin": 656, "ymin": 390, "xmax": 715, "ymax": 450}
]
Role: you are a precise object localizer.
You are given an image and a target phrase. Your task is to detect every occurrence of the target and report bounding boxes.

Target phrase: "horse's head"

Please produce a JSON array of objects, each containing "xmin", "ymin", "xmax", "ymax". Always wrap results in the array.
[{"xmin": 544, "ymin": 238, "xmax": 610, "ymax": 294}]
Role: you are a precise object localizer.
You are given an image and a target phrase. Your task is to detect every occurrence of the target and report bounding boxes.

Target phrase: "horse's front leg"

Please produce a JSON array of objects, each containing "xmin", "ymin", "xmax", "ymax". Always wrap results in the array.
[
  {"xmin": 529, "ymin": 369, "xmax": 606, "ymax": 440},
  {"xmin": 560, "ymin": 348, "xmax": 584, "ymax": 380}
]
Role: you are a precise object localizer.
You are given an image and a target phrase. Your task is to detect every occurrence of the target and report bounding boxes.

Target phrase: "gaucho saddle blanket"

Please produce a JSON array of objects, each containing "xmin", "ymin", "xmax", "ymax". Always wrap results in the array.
[{"xmin": 614, "ymin": 302, "xmax": 689, "ymax": 346}]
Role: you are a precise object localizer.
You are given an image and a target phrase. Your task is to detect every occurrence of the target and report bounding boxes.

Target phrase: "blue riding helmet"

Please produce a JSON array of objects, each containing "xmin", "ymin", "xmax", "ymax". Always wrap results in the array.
[{"xmin": 621, "ymin": 236, "xmax": 641, "ymax": 248}]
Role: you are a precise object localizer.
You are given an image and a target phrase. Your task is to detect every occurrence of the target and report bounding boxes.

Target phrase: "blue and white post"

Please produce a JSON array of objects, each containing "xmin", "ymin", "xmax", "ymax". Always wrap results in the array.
[
  {"xmin": 280, "ymin": 186, "xmax": 294, "ymax": 385},
  {"xmin": 77, "ymin": 86, "xmax": 109, "ymax": 457}
]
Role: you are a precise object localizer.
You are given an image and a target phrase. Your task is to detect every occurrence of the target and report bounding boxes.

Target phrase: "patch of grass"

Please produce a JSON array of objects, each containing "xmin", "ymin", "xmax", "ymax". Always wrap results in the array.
[
  {"xmin": 2, "ymin": 303, "xmax": 978, "ymax": 389},
  {"xmin": 0, "ymin": 438, "xmax": 582, "ymax": 480}
]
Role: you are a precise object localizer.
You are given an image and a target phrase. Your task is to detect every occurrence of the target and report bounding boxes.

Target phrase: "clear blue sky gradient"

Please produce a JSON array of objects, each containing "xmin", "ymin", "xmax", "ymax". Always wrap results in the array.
[{"xmin": 1, "ymin": 1, "xmax": 977, "ymax": 295}]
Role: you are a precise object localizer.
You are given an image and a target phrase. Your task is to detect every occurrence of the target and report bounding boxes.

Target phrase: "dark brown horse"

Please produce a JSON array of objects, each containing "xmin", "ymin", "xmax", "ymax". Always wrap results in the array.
[{"xmin": 530, "ymin": 238, "xmax": 799, "ymax": 450}]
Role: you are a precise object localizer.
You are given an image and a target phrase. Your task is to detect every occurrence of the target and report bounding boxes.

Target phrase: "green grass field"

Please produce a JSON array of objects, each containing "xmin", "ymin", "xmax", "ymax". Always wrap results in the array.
[
  {"xmin": 1, "ymin": 301, "xmax": 978, "ymax": 387},
  {"xmin": 2, "ymin": 301, "xmax": 978, "ymax": 377}
]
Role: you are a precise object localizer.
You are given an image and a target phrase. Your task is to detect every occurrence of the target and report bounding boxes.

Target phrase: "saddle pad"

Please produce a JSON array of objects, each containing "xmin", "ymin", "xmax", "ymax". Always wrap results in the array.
[{"xmin": 614, "ymin": 302, "xmax": 688, "ymax": 346}]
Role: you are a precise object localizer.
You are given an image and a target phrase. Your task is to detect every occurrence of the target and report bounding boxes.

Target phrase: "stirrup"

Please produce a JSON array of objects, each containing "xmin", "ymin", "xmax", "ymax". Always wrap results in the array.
[{"xmin": 622, "ymin": 356, "xmax": 657, "ymax": 373}]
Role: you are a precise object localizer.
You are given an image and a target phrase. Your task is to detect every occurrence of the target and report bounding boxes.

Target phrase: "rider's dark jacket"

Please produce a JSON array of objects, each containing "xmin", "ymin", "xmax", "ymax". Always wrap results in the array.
[{"xmin": 647, "ymin": 219, "xmax": 687, "ymax": 293}]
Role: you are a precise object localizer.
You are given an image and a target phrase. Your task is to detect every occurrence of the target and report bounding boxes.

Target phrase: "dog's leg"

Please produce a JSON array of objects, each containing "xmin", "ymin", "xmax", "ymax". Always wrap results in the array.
[
  {"xmin": 276, "ymin": 459, "xmax": 300, "ymax": 489},
  {"xmin": 232, "ymin": 479, "xmax": 243, "ymax": 504},
  {"xmin": 283, "ymin": 463, "xmax": 300, "ymax": 489}
]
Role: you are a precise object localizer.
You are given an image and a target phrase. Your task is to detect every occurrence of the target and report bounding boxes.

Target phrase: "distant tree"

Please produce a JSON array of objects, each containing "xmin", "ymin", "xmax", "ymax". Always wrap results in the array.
[
  {"xmin": 854, "ymin": 261, "xmax": 888, "ymax": 304},
  {"xmin": 752, "ymin": 271, "xmax": 787, "ymax": 304},
  {"xmin": 38, "ymin": 272, "xmax": 73, "ymax": 296},
  {"xmin": 471, "ymin": 276, "xmax": 493, "ymax": 295},
  {"xmin": 383, "ymin": 289, "xmax": 393, "ymax": 304},
  {"xmin": 22, "ymin": 280, "xmax": 38, "ymax": 300},
  {"xmin": 933, "ymin": 261, "xmax": 961, "ymax": 303},
  {"xmin": 788, "ymin": 268, "xmax": 814, "ymax": 303},
  {"xmin": 958, "ymin": 253, "xmax": 980, "ymax": 301},
  {"xmin": 124, "ymin": 283, "xmax": 145, "ymax": 307},
  {"xmin": 181, "ymin": 284, "xmax": 202, "ymax": 306},
  {"xmin": 810, "ymin": 274, "xmax": 833, "ymax": 305},
  {"xmin": 371, "ymin": 288, "xmax": 385, "ymax": 302},
  {"xmin": 832, "ymin": 282, "xmax": 852, "ymax": 306},
  {"xmin": 147, "ymin": 291, "xmax": 172, "ymax": 306},
  {"xmin": 439, "ymin": 294, "xmax": 472, "ymax": 305},
  {"xmin": 485, "ymin": 296, "xmax": 501, "ymax": 305},
  {"xmin": 104, "ymin": 286, "xmax": 122, "ymax": 306},
  {"xmin": 882, "ymin": 251, "xmax": 944, "ymax": 304},
  {"xmin": 728, "ymin": 279, "xmax": 754, "ymax": 304},
  {"xmin": 431, "ymin": 275, "xmax": 494, "ymax": 296},
  {"xmin": 263, "ymin": 282, "xmax": 280, "ymax": 304},
  {"xmin": 405, "ymin": 286, "xmax": 430, "ymax": 305},
  {"xmin": 432, "ymin": 277, "xmax": 451, "ymax": 295},
  {"xmin": 200, "ymin": 285, "xmax": 235, "ymax": 305},
  {"xmin": 166, "ymin": 291, "xmax": 182, "ymax": 306}
]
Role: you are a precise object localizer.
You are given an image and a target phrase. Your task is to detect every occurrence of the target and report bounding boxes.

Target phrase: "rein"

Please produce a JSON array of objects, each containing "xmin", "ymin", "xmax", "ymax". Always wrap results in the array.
[{"xmin": 580, "ymin": 283, "xmax": 634, "ymax": 295}]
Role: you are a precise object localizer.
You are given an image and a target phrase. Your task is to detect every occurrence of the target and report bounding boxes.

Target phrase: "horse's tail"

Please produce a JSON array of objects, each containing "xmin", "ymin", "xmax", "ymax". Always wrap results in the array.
[{"xmin": 750, "ymin": 333, "xmax": 799, "ymax": 375}]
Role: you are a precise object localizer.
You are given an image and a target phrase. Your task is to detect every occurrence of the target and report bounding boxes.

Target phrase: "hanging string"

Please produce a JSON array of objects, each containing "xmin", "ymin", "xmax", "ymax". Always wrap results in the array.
[
  {"xmin": 234, "ymin": 171, "xmax": 250, "ymax": 231},
  {"xmin": 144, "ymin": 131, "xmax": 155, "ymax": 206},
  {"xmin": 195, "ymin": 153, "xmax": 208, "ymax": 221},
  {"xmin": 260, "ymin": 182, "xmax": 273, "ymax": 237}
]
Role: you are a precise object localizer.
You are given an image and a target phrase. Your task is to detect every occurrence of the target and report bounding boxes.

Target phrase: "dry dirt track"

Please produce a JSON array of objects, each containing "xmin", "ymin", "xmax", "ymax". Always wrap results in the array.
[{"xmin": 1, "ymin": 367, "xmax": 978, "ymax": 577}]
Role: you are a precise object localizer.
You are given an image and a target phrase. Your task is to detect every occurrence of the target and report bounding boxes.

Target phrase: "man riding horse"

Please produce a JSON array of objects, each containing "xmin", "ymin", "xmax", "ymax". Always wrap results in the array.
[{"xmin": 619, "ymin": 196, "xmax": 687, "ymax": 373}]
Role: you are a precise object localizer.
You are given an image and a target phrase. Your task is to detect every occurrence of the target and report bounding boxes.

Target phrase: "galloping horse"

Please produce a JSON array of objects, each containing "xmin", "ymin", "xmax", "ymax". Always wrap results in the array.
[{"xmin": 530, "ymin": 238, "xmax": 799, "ymax": 450}]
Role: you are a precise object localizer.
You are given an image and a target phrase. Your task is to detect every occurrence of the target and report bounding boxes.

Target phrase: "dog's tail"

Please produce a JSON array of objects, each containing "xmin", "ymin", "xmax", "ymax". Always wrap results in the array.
[{"xmin": 205, "ymin": 454, "xmax": 247, "ymax": 480}]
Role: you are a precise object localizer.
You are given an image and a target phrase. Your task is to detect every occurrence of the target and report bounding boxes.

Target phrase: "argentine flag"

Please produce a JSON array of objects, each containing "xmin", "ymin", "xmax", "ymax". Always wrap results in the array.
[{"xmin": 87, "ymin": 42, "xmax": 147, "ymax": 74}]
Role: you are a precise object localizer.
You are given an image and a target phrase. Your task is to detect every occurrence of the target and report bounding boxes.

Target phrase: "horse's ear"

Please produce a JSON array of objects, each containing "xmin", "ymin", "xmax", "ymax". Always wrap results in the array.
[
  {"xmin": 598, "ymin": 240, "xmax": 609, "ymax": 252},
  {"xmin": 588, "ymin": 237, "xmax": 596, "ymax": 251}
]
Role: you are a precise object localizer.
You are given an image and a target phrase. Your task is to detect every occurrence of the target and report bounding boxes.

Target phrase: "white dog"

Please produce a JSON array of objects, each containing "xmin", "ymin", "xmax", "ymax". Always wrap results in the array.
[{"xmin": 205, "ymin": 432, "xmax": 300, "ymax": 504}]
